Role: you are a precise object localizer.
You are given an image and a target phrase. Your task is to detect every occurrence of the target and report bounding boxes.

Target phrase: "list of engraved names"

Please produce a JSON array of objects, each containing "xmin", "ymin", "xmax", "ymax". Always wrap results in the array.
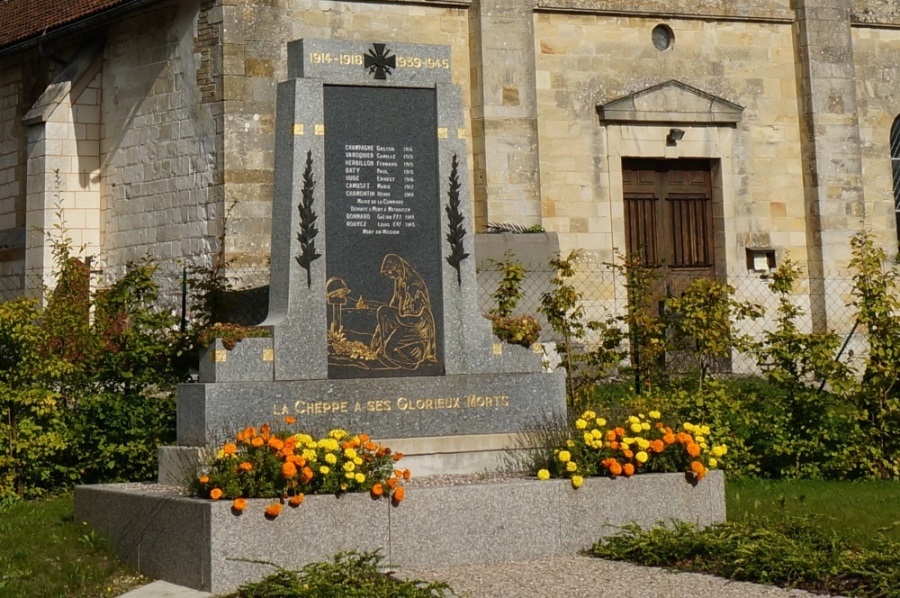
[{"xmin": 343, "ymin": 144, "xmax": 416, "ymax": 235}]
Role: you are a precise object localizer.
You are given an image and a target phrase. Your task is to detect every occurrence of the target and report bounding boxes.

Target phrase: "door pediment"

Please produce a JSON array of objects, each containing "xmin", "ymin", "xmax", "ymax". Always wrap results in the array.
[{"xmin": 598, "ymin": 80, "xmax": 744, "ymax": 125}]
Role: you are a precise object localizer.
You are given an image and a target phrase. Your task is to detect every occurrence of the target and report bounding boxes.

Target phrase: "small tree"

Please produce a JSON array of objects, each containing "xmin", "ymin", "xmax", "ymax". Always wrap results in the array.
[{"xmin": 666, "ymin": 278, "xmax": 762, "ymax": 386}]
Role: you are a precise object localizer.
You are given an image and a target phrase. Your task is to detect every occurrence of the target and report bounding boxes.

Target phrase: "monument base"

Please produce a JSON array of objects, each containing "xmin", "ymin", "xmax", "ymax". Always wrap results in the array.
[{"xmin": 75, "ymin": 470, "xmax": 725, "ymax": 594}]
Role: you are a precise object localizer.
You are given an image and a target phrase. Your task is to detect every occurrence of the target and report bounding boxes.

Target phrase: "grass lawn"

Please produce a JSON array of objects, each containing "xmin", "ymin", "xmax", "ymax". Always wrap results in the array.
[
  {"xmin": 727, "ymin": 478, "xmax": 900, "ymax": 547},
  {"xmin": 0, "ymin": 495, "xmax": 148, "ymax": 598}
]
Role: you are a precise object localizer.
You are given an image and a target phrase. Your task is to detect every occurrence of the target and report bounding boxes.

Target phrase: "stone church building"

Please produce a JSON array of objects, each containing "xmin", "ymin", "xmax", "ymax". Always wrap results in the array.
[{"xmin": 1, "ymin": 0, "xmax": 899, "ymax": 332}]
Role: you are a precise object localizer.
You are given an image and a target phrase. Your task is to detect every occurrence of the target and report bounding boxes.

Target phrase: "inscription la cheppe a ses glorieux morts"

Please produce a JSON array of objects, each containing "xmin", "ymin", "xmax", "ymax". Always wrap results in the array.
[{"xmin": 273, "ymin": 394, "xmax": 511, "ymax": 419}]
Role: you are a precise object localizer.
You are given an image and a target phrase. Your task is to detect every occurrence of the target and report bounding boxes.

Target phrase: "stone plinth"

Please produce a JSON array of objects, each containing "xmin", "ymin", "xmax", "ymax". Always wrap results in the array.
[{"xmin": 75, "ymin": 470, "xmax": 725, "ymax": 594}]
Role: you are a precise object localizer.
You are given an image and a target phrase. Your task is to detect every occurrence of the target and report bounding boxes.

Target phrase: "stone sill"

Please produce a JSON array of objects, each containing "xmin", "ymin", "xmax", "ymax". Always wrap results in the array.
[{"xmin": 75, "ymin": 470, "xmax": 725, "ymax": 594}]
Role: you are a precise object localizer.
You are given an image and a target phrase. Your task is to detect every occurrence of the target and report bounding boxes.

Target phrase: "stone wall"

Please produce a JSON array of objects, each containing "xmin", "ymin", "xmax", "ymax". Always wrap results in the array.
[
  {"xmin": 0, "ymin": 55, "xmax": 26, "ymax": 288},
  {"xmin": 100, "ymin": 0, "xmax": 221, "ymax": 271},
  {"xmin": 533, "ymin": 13, "xmax": 805, "ymax": 265}
]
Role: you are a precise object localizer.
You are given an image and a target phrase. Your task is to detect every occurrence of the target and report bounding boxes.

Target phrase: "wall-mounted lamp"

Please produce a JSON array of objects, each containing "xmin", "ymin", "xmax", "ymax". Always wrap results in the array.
[{"xmin": 666, "ymin": 128, "xmax": 685, "ymax": 146}]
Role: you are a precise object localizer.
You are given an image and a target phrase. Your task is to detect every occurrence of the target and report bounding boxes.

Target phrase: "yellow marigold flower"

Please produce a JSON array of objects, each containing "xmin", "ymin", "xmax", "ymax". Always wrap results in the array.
[
  {"xmin": 582, "ymin": 410, "xmax": 597, "ymax": 420},
  {"xmin": 641, "ymin": 422, "xmax": 651, "ymax": 431},
  {"xmin": 628, "ymin": 415, "xmax": 640, "ymax": 425},
  {"xmin": 575, "ymin": 418, "xmax": 588, "ymax": 430},
  {"xmin": 324, "ymin": 453, "xmax": 337, "ymax": 465},
  {"xmin": 695, "ymin": 435, "xmax": 705, "ymax": 444},
  {"xmin": 353, "ymin": 457, "xmax": 363, "ymax": 466},
  {"xmin": 319, "ymin": 466, "xmax": 330, "ymax": 474},
  {"xmin": 565, "ymin": 440, "xmax": 575, "ymax": 448},
  {"xmin": 636, "ymin": 451, "xmax": 649, "ymax": 464},
  {"xmin": 583, "ymin": 432, "xmax": 594, "ymax": 444},
  {"xmin": 630, "ymin": 423, "xmax": 642, "ymax": 433},
  {"xmin": 708, "ymin": 458, "xmax": 718, "ymax": 468},
  {"xmin": 558, "ymin": 450, "xmax": 571, "ymax": 463},
  {"xmin": 700, "ymin": 425, "xmax": 711, "ymax": 436},
  {"xmin": 537, "ymin": 469, "xmax": 551, "ymax": 480},
  {"xmin": 216, "ymin": 449, "xmax": 225, "ymax": 459},
  {"xmin": 302, "ymin": 449, "xmax": 317, "ymax": 461},
  {"xmin": 293, "ymin": 433, "xmax": 312, "ymax": 445},
  {"xmin": 712, "ymin": 445, "xmax": 727, "ymax": 457},
  {"xmin": 591, "ymin": 429, "xmax": 602, "ymax": 439},
  {"xmin": 566, "ymin": 461, "xmax": 578, "ymax": 472},
  {"xmin": 683, "ymin": 422, "xmax": 695, "ymax": 432},
  {"xmin": 649, "ymin": 410, "xmax": 661, "ymax": 419},
  {"xmin": 329, "ymin": 428, "xmax": 348, "ymax": 440},
  {"xmin": 305, "ymin": 441, "xmax": 318, "ymax": 449},
  {"xmin": 345, "ymin": 472, "xmax": 355, "ymax": 479},
  {"xmin": 355, "ymin": 473, "xmax": 365, "ymax": 484},
  {"xmin": 571, "ymin": 475, "xmax": 584, "ymax": 489},
  {"xmin": 595, "ymin": 418, "xmax": 606, "ymax": 427},
  {"xmin": 343, "ymin": 461, "xmax": 355, "ymax": 472},
  {"xmin": 344, "ymin": 448, "xmax": 358, "ymax": 459},
  {"xmin": 637, "ymin": 438, "xmax": 650, "ymax": 450}
]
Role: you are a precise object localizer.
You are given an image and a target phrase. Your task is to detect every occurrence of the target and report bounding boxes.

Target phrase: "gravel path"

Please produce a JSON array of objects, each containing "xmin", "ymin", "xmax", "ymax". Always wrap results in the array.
[{"xmin": 402, "ymin": 555, "xmax": 834, "ymax": 598}]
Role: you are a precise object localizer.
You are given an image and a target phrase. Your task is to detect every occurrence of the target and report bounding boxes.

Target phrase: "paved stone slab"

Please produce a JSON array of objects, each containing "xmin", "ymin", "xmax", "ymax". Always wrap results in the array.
[{"xmin": 116, "ymin": 580, "xmax": 212, "ymax": 598}]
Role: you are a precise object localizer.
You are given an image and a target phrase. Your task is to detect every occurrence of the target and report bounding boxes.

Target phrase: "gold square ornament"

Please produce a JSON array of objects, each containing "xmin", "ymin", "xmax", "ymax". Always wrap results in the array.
[
  {"xmin": 212, "ymin": 350, "xmax": 227, "ymax": 363},
  {"xmin": 292, "ymin": 123, "xmax": 304, "ymax": 136},
  {"xmin": 262, "ymin": 349, "xmax": 274, "ymax": 362},
  {"xmin": 315, "ymin": 124, "xmax": 325, "ymax": 136},
  {"xmin": 437, "ymin": 127, "xmax": 448, "ymax": 139},
  {"xmin": 492, "ymin": 342, "xmax": 503, "ymax": 356}
]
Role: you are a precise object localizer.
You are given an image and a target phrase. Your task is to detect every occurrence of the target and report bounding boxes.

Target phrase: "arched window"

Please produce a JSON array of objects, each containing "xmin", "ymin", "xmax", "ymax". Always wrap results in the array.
[{"xmin": 891, "ymin": 116, "xmax": 900, "ymax": 241}]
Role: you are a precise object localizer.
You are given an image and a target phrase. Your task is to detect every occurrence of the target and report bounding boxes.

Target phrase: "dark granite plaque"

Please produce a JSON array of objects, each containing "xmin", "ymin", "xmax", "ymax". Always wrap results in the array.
[{"xmin": 323, "ymin": 85, "xmax": 444, "ymax": 379}]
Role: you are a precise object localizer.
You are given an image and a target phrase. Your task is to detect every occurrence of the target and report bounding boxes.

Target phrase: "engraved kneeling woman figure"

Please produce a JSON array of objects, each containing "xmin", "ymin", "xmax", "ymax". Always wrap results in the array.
[{"xmin": 370, "ymin": 254, "xmax": 437, "ymax": 370}]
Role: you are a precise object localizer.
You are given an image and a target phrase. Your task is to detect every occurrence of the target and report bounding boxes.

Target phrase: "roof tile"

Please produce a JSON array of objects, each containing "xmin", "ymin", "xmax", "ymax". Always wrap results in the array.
[{"xmin": 0, "ymin": 0, "xmax": 136, "ymax": 50}]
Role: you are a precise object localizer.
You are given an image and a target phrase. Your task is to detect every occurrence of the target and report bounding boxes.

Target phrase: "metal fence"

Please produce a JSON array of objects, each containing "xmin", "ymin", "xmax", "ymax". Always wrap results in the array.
[{"xmin": 1, "ymin": 258, "xmax": 872, "ymax": 377}]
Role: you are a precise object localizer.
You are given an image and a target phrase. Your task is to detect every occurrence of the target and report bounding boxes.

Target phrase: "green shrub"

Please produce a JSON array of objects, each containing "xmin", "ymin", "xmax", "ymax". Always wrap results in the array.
[
  {"xmin": 229, "ymin": 551, "xmax": 454, "ymax": 598},
  {"xmin": 591, "ymin": 517, "xmax": 900, "ymax": 597}
]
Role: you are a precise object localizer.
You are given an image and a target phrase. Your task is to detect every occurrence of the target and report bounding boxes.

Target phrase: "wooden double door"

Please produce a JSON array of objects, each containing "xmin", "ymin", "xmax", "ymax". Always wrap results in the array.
[{"xmin": 622, "ymin": 158, "xmax": 716, "ymax": 299}]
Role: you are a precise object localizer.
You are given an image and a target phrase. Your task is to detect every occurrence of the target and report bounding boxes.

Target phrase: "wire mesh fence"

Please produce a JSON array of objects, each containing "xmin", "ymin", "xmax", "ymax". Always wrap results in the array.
[{"xmin": 0, "ymin": 258, "xmax": 873, "ymax": 377}]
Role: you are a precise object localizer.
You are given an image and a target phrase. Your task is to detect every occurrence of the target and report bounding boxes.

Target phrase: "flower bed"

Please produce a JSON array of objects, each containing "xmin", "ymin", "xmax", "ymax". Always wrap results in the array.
[{"xmin": 74, "ymin": 469, "xmax": 724, "ymax": 594}]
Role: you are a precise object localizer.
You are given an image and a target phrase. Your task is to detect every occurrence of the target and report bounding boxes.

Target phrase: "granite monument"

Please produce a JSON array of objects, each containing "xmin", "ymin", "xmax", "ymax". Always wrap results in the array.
[{"xmin": 162, "ymin": 39, "xmax": 565, "ymax": 478}]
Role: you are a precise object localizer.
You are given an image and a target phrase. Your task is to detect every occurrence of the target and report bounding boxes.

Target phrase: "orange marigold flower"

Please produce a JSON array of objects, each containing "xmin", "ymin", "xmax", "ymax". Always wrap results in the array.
[
  {"xmin": 686, "ymin": 443, "xmax": 701, "ymax": 458},
  {"xmin": 222, "ymin": 443, "xmax": 237, "ymax": 456},
  {"xmin": 605, "ymin": 430, "xmax": 618, "ymax": 442},
  {"xmin": 655, "ymin": 422, "xmax": 665, "ymax": 430},
  {"xmin": 371, "ymin": 483, "xmax": 384, "ymax": 497},
  {"xmin": 676, "ymin": 432, "xmax": 693, "ymax": 445},
  {"xmin": 614, "ymin": 427, "xmax": 626, "ymax": 438},
  {"xmin": 282, "ymin": 461, "xmax": 298, "ymax": 479},
  {"xmin": 359, "ymin": 433, "xmax": 370, "ymax": 443},
  {"xmin": 288, "ymin": 494, "xmax": 304, "ymax": 507},
  {"xmin": 268, "ymin": 437, "xmax": 285, "ymax": 451},
  {"xmin": 377, "ymin": 447, "xmax": 391, "ymax": 457},
  {"xmin": 402, "ymin": 469, "xmax": 411, "ymax": 480},
  {"xmin": 690, "ymin": 461, "xmax": 707, "ymax": 480},
  {"xmin": 237, "ymin": 427, "xmax": 255, "ymax": 443},
  {"xmin": 650, "ymin": 439, "xmax": 665, "ymax": 453},
  {"xmin": 392, "ymin": 486, "xmax": 406, "ymax": 503},
  {"xmin": 232, "ymin": 498, "xmax": 248, "ymax": 512},
  {"xmin": 198, "ymin": 475, "xmax": 210, "ymax": 485},
  {"xmin": 284, "ymin": 416, "xmax": 296, "ymax": 425},
  {"xmin": 392, "ymin": 452, "xmax": 404, "ymax": 462},
  {"xmin": 609, "ymin": 461, "xmax": 623, "ymax": 476},
  {"xmin": 300, "ymin": 466, "xmax": 314, "ymax": 483},
  {"xmin": 394, "ymin": 469, "xmax": 404, "ymax": 478},
  {"xmin": 265, "ymin": 503, "xmax": 282, "ymax": 518},
  {"xmin": 210, "ymin": 488, "xmax": 223, "ymax": 500},
  {"xmin": 239, "ymin": 461, "xmax": 253, "ymax": 472},
  {"xmin": 623, "ymin": 449, "xmax": 634, "ymax": 459},
  {"xmin": 623, "ymin": 463, "xmax": 635, "ymax": 477},
  {"xmin": 609, "ymin": 441, "xmax": 620, "ymax": 451},
  {"xmin": 251, "ymin": 437, "xmax": 264, "ymax": 448},
  {"xmin": 663, "ymin": 433, "xmax": 676, "ymax": 445},
  {"xmin": 363, "ymin": 441, "xmax": 378, "ymax": 452},
  {"xmin": 387, "ymin": 478, "xmax": 398, "ymax": 489}
]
